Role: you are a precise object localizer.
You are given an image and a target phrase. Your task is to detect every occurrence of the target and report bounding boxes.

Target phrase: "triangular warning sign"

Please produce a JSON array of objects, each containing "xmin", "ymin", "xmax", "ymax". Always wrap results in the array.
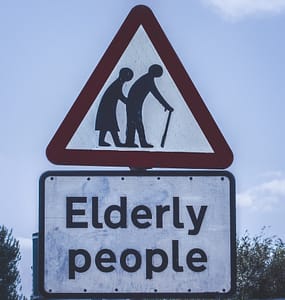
[{"xmin": 46, "ymin": 5, "xmax": 233, "ymax": 169}]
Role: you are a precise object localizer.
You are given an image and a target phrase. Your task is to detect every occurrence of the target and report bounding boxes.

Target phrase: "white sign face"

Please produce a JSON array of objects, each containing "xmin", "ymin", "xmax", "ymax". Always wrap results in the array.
[
  {"xmin": 66, "ymin": 26, "xmax": 213, "ymax": 154},
  {"xmin": 39, "ymin": 171, "xmax": 235, "ymax": 298}
]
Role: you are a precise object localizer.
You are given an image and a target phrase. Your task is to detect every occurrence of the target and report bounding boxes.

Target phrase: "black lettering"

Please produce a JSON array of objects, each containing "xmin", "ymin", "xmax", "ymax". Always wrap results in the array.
[
  {"xmin": 186, "ymin": 248, "xmax": 207, "ymax": 272},
  {"xmin": 156, "ymin": 205, "xmax": 170, "ymax": 228},
  {"xmin": 69, "ymin": 249, "xmax": 91, "ymax": 279},
  {"xmin": 92, "ymin": 197, "xmax": 103, "ymax": 228},
  {"xmin": 95, "ymin": 249, "xmax": 116, "ymax": 272},
  {"xmin": 172, "ymin": 240, "xmax": 183, "ymax": 272},
  {"xmin": 104, "ymin": 196, "xmax": 127, "ymax": 228},
  {"xmin": 66, "ymin": 197, "xmax": 88, "ymax": 228},
  {"xmin": 120, "ymin": 249, "xmax": 142, "ymax": 272},
  {"xmin": 131, "ymin": 205, "xmax": 152, "ymax": 228},
  {"xmin": 187, "ymin": 206, "xmax": 207, "ymax": 235},
  {"xmin": 146, "ymin": 248, "xmax": 168, "ymax": 279},
  {"xmin": 173, "ymin": 197, "xmax": 184, "ymax": 228}
]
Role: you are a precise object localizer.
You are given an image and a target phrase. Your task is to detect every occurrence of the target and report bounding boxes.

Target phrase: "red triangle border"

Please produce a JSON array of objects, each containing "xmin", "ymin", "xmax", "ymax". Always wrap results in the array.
[{"xmin": 46, "ymin": 5, "xmax": 233, "ymax": 169}]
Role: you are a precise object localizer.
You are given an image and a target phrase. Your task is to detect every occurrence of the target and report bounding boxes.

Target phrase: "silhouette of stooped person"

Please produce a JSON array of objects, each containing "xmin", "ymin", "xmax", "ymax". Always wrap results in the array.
[
  {"xmin": 95, "ymin": 67, "xmax": 133, "ymax": 146},
  {"xmin": 125, "ymin": 64, "xmax": 173, "ymax": 148}
]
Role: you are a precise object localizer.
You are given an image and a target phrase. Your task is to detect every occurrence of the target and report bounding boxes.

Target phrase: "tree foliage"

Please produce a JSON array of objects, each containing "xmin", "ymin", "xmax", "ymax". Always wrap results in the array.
[
  {"xmin": 0, "ymin": 225, "xmax": 24, "ymax": 300},
  {"xmin": 236, "ymin": 228, "xmax": 285, "ymax": 299}
]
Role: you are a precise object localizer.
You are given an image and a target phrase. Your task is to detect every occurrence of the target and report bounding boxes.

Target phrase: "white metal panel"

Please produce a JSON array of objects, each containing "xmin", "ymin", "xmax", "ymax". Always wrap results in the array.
[{"xmin": 40, "ymin": 171, "xmax": 235, "ymax": 297}]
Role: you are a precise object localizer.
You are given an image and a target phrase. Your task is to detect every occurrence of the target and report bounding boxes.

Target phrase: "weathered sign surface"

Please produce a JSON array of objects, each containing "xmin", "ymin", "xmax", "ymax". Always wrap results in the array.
[
  {"xmin": 46, "ymin": 5, "xmax": 233, "ymax": 169},
  {"xmin": 39, "ymin": 170, "xmax": 236, "ymax": 298}
]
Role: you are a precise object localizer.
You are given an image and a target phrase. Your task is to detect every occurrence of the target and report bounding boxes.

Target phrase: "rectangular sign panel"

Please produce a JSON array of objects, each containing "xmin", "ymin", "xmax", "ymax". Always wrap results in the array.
[{"xmin": 39, "ymin": 171, "xmax": 235, "ymax": 298}]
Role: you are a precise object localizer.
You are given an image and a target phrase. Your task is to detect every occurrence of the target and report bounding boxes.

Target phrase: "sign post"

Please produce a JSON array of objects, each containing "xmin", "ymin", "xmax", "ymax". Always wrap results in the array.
[{"xmin": 37, "ymin": 5, "xmax": 236, "ymax": 299}]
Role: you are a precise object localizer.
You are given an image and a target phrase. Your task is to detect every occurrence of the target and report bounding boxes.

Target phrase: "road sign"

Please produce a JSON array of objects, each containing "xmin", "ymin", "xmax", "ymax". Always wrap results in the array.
[
  {"xmin": 46, "ymin": 5, "xmax": 233, "ymax": 169},
  {"xmin": 39, "ymin": 170, "xmax": 236, "ymax": 298}
]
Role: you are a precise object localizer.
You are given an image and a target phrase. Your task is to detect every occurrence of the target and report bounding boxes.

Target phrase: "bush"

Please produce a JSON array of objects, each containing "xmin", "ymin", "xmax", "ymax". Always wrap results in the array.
[
  {"xmin": 235, "ymin": 228, "xmax": 285, "ymax": 299},
  {"xmin": 0, "ymin": 225, "xmax": 25, "ymax": 300}
]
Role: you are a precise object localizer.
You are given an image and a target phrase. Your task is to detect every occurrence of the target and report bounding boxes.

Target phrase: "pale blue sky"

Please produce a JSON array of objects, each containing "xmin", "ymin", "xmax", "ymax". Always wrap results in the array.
[{"xmin": 1, "ymin": 0, "xmax": 285, "ymax": 297}]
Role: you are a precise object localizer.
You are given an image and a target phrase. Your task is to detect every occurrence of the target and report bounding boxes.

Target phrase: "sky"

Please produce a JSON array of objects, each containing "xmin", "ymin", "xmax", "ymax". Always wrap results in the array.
[{"xmin": 1, "ymin": 0, "xmax": 285, "ymax": 297}]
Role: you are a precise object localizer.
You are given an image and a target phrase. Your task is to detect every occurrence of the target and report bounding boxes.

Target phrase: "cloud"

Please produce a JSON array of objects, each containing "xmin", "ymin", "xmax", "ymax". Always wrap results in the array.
[
  {"xmin": 204, "ymin": 0, "xmax": 285, "ymax": 20},
  {"xmin": 237, "ymin": 176, "xmax": 285, "ymax": 211}
]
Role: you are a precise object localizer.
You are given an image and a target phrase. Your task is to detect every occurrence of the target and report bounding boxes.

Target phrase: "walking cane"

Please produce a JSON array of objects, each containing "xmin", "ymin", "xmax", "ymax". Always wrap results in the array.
[{"xmin": 161, "ymin": 110, "xmax": 173, "ymax": 148}]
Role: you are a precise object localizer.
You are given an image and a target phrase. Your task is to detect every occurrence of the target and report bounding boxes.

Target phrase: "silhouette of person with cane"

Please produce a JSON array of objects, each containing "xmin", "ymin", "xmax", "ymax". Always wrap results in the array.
[
  {"xmin": 125, "ymin": 64, "xmax": 173, "ymax": 147},
  {"xmin": 95, "ymin": 67, "xmax": 133, "ymax": 146}
]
